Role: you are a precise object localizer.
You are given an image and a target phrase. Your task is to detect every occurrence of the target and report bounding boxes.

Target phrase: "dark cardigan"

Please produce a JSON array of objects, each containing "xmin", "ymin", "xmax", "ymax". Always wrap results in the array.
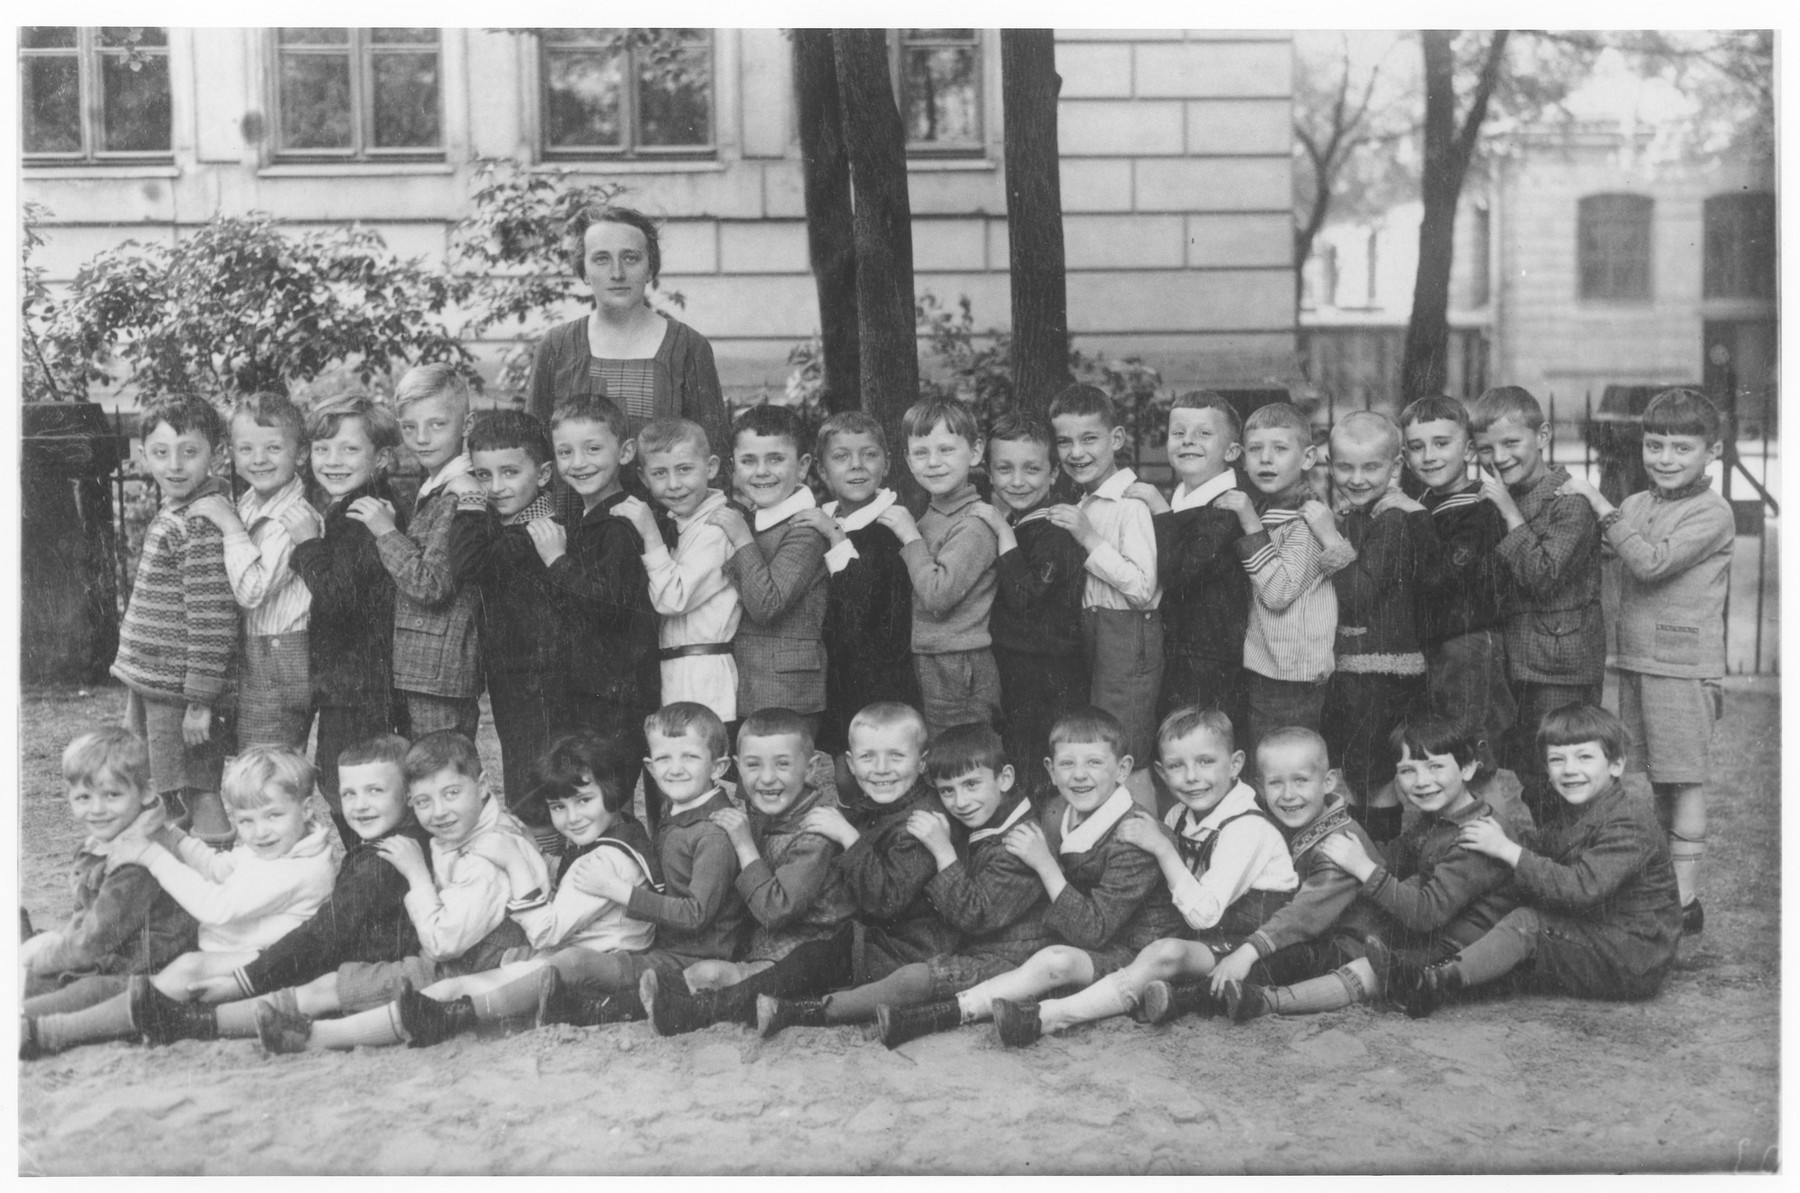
[
  {"xmin": 289, "ymin": 479, "xmax": 404, "ymax": 706},
  {"xmin": 542, "ymin": 490, "xmax": 660, "ymax": 708},
  {"xmin": 1154, "ymin": 503, "xmax": 1250, "ymax": 664}
]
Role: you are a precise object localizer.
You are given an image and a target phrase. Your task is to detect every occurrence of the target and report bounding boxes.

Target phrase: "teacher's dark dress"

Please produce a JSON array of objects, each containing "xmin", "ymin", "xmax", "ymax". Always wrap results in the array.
[{"xmin": 527, "ymin": 315, "xmax": 729, "ymax": 458}]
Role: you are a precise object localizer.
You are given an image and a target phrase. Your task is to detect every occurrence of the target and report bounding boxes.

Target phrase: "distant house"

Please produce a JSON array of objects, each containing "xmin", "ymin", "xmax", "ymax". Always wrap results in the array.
[{"xmin": 21, "ymin": 27, "xmax": 1299, "ymax": 398}]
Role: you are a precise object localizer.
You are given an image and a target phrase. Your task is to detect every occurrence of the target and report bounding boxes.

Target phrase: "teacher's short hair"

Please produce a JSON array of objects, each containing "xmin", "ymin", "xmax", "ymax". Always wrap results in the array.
[{"xmin": 565, "ymin": 204, "xmax": 663, "ymax": 284}]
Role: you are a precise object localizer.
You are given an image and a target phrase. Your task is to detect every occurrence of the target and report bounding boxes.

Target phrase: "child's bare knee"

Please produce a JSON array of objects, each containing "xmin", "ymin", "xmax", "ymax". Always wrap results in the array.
[
  {"xmin": 1034, "ymin": 946, "xmax": 1086, "ymax": 986},
  {"xmin": 1136, "ymin": 938, "xmax": 1190, "ymax": 978}
]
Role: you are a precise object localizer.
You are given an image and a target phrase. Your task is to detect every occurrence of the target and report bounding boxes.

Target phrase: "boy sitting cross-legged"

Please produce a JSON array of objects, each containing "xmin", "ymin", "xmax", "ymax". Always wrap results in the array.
[
  {"xmin": 20, "ymin": 730, "xmax": 196, "ymax": 1023},
  {"xmin": 1397, "ymin": 703, "xmax": 1682, "ymax": 1017},
  {"xmin": 757, "ymin": 723, "xmax": 1054, "ymax": 1037},
  {"xmin": 994, "ymin": 707, "xmax": 1298, "ymax": 1044},
  {"xmin": 639, "ymin": 708, "xmax": 859, "ymax": 1035},
  {"xmin": 251, "ymin": 732, "xmax": 548, "ymax": 1053},
  {"xmin": 871, "ymin": 707, "xmax": 1172, "ymax": 1049},
  {"xmin": 24, "ymin": 747, "xmax": 337, "ymax": 1056}
]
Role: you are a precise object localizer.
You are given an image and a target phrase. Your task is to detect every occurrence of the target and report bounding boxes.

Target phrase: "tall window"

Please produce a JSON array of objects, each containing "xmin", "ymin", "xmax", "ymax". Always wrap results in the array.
[
  {"xmin": 21, "ymin": 27, "xmax": 171, "ymax": 160},
  {"xmin": 1704, "ymin": 192, "xmax": 1776, "ymax": 299},
  {"xmin": 894, "ymin": 29, "xmax": 983, "ymax": 154},
  {"xmin": 1577, "ymin": 193, "xmax": 1653, "ymax": 301},
  {"xmin": 273, "ymin": 28, "xmax": 442, "ymax": 159},
  {"xmin": 540, "ymin": 29, "xmax": 713, "ymax": 157}
]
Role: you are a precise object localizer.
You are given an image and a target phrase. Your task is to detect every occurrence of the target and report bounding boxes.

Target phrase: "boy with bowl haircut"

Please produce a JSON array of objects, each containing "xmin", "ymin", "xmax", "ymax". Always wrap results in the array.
[
  {"xmin": 111, "ymin": 394, "xmax": 239, "ymax": 841},
  {"xmin": 288, "ymin": 392, "xmax": 406, "ymax": 830},
  {"xmin": 997, "ymin": 707, "xmax": 1297, "ymax": 1041},
  {"xmin": 1223, "ymin": 403, "xmax": 1357, "ymax": 754},
  {"xmin": 1128, "ymin": 391, "xmax": 1251, "ymax": 735},
  {"xmin": 1045, "ymin": 385, "xmax": 1165, "ymax": 807},
  {"xmin": 711, "ymin": 404, "xmax": 830, "ymax": 733},
  {"xmin": 1559, "ymin": 388, "xmax": 1732, "ymax": 933},
  {"xmin": 1401, "ymin": 704, "xmax": 1682, "ymax": 1017},
  {"xmin": 535, "ymin": 395, "xmax": 662, "ymax": 822},
  {"xmin": 1320, "ymin": 411, "xmax": 1432, "ymax": 843},
  {"xmin": 798, "ymin": 412, "xmax": 922, "ymax": 762},
  {"xmin": 1468, "ymin": 385, "xmax": 1604, "ymax": 816},
  {"xmin": 874, "ymin": 708, "xmax": 1170, "ymax": 1049},
  {"xmin": 756, "ymin": 723, "xmax": 1054, "ymax": 1035},
  {"xmin": 615, "ymin": 417, "xmax": 742, "ymax": 725},
  {"xmin": 452, "ymin": 408, "xmax": 572, "ymax": 847},
  {"xmin": 187, "ymin": 390, "xmax": 321, "ymax": 753},
  {"xmin": 21, "ymin": 729, "xmax": 196, "ymax": 1019},
  {"xmin": 641, "ymin": 708, "xmax": 858, "ymax": 1035},
  {"xmin": 1399, "ymin": 394, "xmax": 1516, "ymax": 770},
  {"xmin": 968, "ymin": 412, "xmax": 1090, "ymax": 799},
  {"xmin": 887, "ymin": 399, "xmax": 1003, "ymax": 738},
  {"xmin": 361, "ymin": 364, "xmax": 484, "ymax": 741}
]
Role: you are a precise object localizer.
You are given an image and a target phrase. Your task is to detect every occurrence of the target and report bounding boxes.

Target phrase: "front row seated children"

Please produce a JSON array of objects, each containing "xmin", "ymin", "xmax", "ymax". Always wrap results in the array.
[
  {"xmin": 640, "ymin": 709, "xmax": 859, "ymax": 1035},
  {"xmin": 251, "ymin": 732, "xmax": 548, "ymax": 1053},
  {"xmin": 868, "ymin": 708, "xmax": 1173, "ymax": 1049},
  {"xmin": 1221, "ymin": 716, "xmax": 1527, "ymax": 1022},
  {"xmin": 24, "ymin": 747, "xmax": 337, "ymax": 1056},
  {"xmin": 989, "ymin": 707, "xmax": 1296, "ymax": 1044},
  {"xmin": 21, "ymin": 731, "xmax": 196, "ymax": 1022},
  {"xmin": 1396, "ymin": 704, "xmax": 1683, "ymax": 1017},
  {"xmin": 754, "ymin": 723, "xmax": 1053, "ymax": 1037}
]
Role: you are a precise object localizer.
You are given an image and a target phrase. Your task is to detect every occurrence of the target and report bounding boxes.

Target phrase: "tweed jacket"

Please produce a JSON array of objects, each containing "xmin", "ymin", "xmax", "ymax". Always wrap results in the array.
[
  {"xmin": 376, "ymin": 477, "xmax": 482, "ymax": 698},
  {"xmin": 1494, "ymin": 466, "xmax": 1605, "ymax": 685},
  {"xmin": 725, "ymin": 497, "xmax": 830, "ymax": 717},
  {"xmin": 28, "ymin": 847, "xmax": 196, "ymax": 980}
]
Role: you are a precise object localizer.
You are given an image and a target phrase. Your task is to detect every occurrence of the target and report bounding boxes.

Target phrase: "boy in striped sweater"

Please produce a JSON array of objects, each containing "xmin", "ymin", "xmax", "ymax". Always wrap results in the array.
[
  {"xmin": 112, "ymin": 394, "xmax": 240, "ymax": 842},
  {"xmin": 1218, "ymin": 403, "xmax": 1356, "ymax": 760}
]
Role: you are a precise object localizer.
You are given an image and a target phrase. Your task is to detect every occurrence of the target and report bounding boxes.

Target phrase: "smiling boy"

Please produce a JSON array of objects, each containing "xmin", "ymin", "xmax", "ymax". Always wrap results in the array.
[{"xmin": 1468, "ymin": 386, "xmax": 1604, "ymax": 816}]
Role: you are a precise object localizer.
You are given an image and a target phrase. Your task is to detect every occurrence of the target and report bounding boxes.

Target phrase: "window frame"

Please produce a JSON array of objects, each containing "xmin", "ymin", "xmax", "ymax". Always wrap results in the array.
[
  {"xmin": 1576, "ymin": 192, "xmax": 1654, "ymax": 303},
  {"xmin": 536, "ymin": 28, "xmax": 717, "ymax": 161},
  {"xmin": 20, "ymin": 26, "xmax": 173, "ymax": 164},
  {"xmin": 1702, "ymin": 191, "xmax": 1776, "ymax": 301},
  {"xmin": 269, "ymin": 28, "xmax": 445, "ymax": 162},
  {"xmin": 890, "ymin": 28, "xmax": 986, "ymax": 158}
]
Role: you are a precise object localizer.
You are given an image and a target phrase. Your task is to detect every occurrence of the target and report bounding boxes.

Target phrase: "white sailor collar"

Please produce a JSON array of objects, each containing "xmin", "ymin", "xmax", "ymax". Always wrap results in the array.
[
  {"xmin": 1163, "ymin": 780, "xmax": 1259, "ymax": 838},
  {"xmin": 1060, "ymin": 786, "xmax": 1136, "ymax": 854},
  {"xmin": 753, "ymin": 486, "xmax": 818, "ymax": 532},
  {"xmin": 1171, "ymin": 470, "xmax": 1237, "ymax": 513},
  {"xmin": 969, "ymin": 796, "xmax": 1034, "ymax": 843},
  {"xmin": 1084, "ymin": 467, "xmax": 1138, "ymax": 504},
  {"xmin": 823, "ymin": 487, "xmax": 897, "ymax": 533},
  {"xmin": 675, "ymin": 488, "xmax": 730, "ymax": 533}
]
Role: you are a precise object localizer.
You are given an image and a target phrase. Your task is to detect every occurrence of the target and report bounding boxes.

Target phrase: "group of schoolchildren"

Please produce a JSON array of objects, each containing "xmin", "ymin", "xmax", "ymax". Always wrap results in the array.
[{"xmin": 22, "ymin": 364, "xmax": 1734, "ymax": 1061}]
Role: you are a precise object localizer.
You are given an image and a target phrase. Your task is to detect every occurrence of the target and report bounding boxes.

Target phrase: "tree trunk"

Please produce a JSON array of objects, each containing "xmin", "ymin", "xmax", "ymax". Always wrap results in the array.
[
  {"xmin": 832, "ymin": 30, "xmax": 920, "ymax": 485},
  {"xmin": 1001, "ymin": 29, "xmax": 1073, "ymax": 415},
  {"xmin": 1401, "ymin": 30, "xmax": 1508, "ymax": 402},
  {"xmin": 793, "ymin": 29, "xmax": 861, "ymax": 415}
]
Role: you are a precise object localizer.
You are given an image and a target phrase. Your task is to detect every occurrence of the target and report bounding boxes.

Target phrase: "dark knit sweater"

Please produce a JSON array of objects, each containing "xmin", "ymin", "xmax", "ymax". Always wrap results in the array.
[
  {"xmin": 1154, "ymin": 503, "xmax": 1250, "ymax": 663},
  {"xmin": 544, "ymin": 490, "xmax": 660, "ymax": 708},
  {"xmin": 289, "ymin": 480, "xmax": 403, "ymax": 706},
  {"xmin": 1415, "ymin": 482, "xmax": 1507, "ymax": 644},
  {"xmin": 450, "ymin": 502, "xmax": 569, "ymax": 680},
  {"xmin": 625, "ymin": 789, "xmax": 749, "ymax": 961},
  {"xmin": 991, "ymin": 502, "xmax": 1086, "ymax": 657},
  {"xmin": 111, "ymin": 476, "xmax": 238, "ymax": 706},
  {"xmin": 1332, "ymin": 504, "xmax": 1431, "ymax": 670}
]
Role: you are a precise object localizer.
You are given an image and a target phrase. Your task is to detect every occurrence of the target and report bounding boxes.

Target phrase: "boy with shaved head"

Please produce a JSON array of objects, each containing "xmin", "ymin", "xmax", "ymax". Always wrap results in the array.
[{"xmin": 1320, "ymin": 412, "xmax": 1433, "ymax": 843}]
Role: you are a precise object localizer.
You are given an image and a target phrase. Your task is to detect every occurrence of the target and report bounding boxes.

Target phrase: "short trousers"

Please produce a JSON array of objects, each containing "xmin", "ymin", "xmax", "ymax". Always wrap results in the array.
[
  {"xmin": 334, "ymin": 919, "xmax": 526, "ymax": 1013},
  {"xmin": 1082, "ymin": 607, "xmax": 1164, "ymax": 768},
  {"xmin": 123, "ymin": 688, "xmax": 227, "ymax": 795},
  {"xmin": 398, "ymin": 691, "xmax": 482, "ymax": 741},
  {"xmin": 914, "ymin": 648, "xmax": 1003, "ymax": 742},
  {"xmin": 237, "ymin": 633, "xmax": 313, "ymax": 751},
  {"xmin": 923, "ymin": 951, "xmax": 1018, "ymax": 1001},
  {"xmin": 1074, "ymin": 943, "xmax": 1137, "ymax": 983},
  {"xmin": 602, "ymin": 947, "xmax": 701, "ymax": 994},
  {"xmin": 1617, "ymin": 670, "xmax": 1723, "ymax": 784}
]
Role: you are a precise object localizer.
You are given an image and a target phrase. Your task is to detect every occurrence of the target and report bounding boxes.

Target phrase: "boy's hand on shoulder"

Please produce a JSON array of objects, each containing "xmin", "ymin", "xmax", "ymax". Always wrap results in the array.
[
  {"xmin": 1214, "ymin": 487, "xmax": 1262, "ymax": 533},
  {"xmin": 442, "ymin": 473, "xmax": 483, "ymax": 501},
  {"xmin": 1209, "ymin": 944, "xmax": 1260, "ymax": 994},
  {"xmin": 874, "ymin": 503, "xmax": 921, "ymax": 546},
  {"xmin": 1299, "ymin": 499, "xmax": 1341, "ymax": 542},
  {"xmin": 706, "ymin": 504, "xmax": 755, "ymax": 550},
  {"xmin": 181, "ymin": 703, "xmax": 213, "ymax": 747},
  {"xmin": 373, "ymin": 835, "xmax": 432, "ymax": 887},
  {"xmin": 526, "ymin": 517, "xmax": 567, "ymax": 565},
  {"xmin": 1002, "ymin": 820, "xmax": 1056, "ymax": 871},
  {"xmin": 1456, "ymin": 816, "xmax": 1521, "ymax": 866},
  {"xmin": 347, "ymin": 496, "xmax": 399, "ymax": 537},
  {"xmin": 463, "ymin": 834, "xmax": 534, "ymax": 893},
  {"xmin": 188, "ymin": 494, "xmax": 242, "ymax": 534},
  {"xmin": 965, "ymin": 501, "xmax": 1009, "ymax": 534},
  {"xmin": 799, "ymin": 805, "xmax": 858, "ymax": 848},
  {"xmin": 279, "ymin": 503, "xmax": 320, "ymax": 544},
  {"xmin": 1557, "ymin": 470, "xmax": 1610, "ymax": 516},
  {"xmin": 614, "ymin": 495, "xmax": 661, "ymax": 544},
  {"xmin": 1373, "ymin": 488, "xmax": 1425, "ymax": 516},
  {"xmin": 789, "ymin": 507, "xmax": 844, "ymax": 546},
  {"xmin": 1043, "ymin": 504, "xmax": 1101, "ymax": 551},
  {"xmin": 709, "ymin": 806, "xmax": 757, "ymax": 853},
  {"xmin": 568, "ymin": 859, "xmax": 633, "ymax": 904},
  {"xmin": 1124, "ymin": 481, "xmax": 1170, "ymax": 515},
  {"xmin": 106, "ymin": 833, "xmax": 156, "ymax": 870},
  {"xmin": 1477, "ymin": 467, "xmax": 1525, "ymax": 529},
  {"xmin": 903, "ymin": 808, "xmax": 954, "ymax": 853},
  {"xmin": 1115, "ymin": 811, "xmax": 1171, "ymax": 857},
  {"xmin": 1318, "ymin": 832, "xmax": 1377, "ymax": 882}
]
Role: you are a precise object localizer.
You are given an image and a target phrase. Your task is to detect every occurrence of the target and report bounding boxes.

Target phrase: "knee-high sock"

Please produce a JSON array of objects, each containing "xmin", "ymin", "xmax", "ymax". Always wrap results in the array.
[
  {"xmin": 33, "ymin": 989, "xmax": 136, "ymax": 1053},
  {"xmin": 1038, "ymin": 971, "xmax": 1136, "ymax": 1033},
  {"xmin": 723, "ymin": 924, "xmax": 856, "ymax": 1015},
  {"xmin": 215, "ymin": 987, "xmax": 300, "ymax": 1038},
  {"xmin": 1454, "ymin": 908, "xmax": 1539, "ymax": 989},
  {"xmin": 1670, "ymin": 830, "xmax": 1705, "ymax": 906},
  {"xmin": 821, "ymin": 962, "xmax": 937, "ymax": 1024},
  {"xmin": 306, "ymin": 1003, "xmax": 407, "ymax": 1050},
  {"xmin": 1263, "ymin": 957, "xmax": 1377, "ymax": 1016}
]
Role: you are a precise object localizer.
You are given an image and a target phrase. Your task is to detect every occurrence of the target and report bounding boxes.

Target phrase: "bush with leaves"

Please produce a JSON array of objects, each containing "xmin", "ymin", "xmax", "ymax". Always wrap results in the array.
[{"xmin": 43, "ymin": 211, "xmax": 473, "ymax": 403}]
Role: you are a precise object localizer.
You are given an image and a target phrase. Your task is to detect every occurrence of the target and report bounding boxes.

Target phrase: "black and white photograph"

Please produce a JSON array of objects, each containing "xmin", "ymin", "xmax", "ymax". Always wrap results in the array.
[{"xmin": 11, "ymin": 17, "xmax": 1784, "ymax": 1175}]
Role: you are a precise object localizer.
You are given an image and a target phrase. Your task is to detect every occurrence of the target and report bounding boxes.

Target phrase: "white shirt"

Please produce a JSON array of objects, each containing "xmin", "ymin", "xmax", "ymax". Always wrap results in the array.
[
  {"xmin": 822, "ymin": 488, "xmax": 898, "ymax": 574},
  {"xmin": 1160, "ymin": 782, "xmax": 1297, "ymax": 931},
  {"xmin": 642, "ymin": 489, "xmax": 742, "ymax": 721},
  {"xmin": 142, "ymin": 823, "xmax": 338, "ymax": 953},
  {"xmin": 1170, "ymin": 469, "xmax": 1238, "ymax": 513},
  {"xmin": 753, "ymin": 486, "xmax": 817, "ymax": 532},
  {"xmin": 1078, "ymin": 467, "xmax": 1161, "ymax": 610},
  {"xmin": 1059, "ymin": 786, "xmax": 1137, "ymax": 854},
  {"xmin": 221, "ymin": 476, "xmax": 319, "ymax": 636}
]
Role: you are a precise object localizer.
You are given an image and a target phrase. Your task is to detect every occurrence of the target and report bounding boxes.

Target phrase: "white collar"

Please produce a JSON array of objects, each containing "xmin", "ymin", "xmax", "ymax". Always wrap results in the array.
[
  {"xmin": 969, "ymin": 797, "xmax": 1034, "ymax": 843},
  {"xmin": 753, "ymin": 486, "xmax": 817, "ymax": 532},
  {"xmin": 1171, "ymin": 470, "xmax": 1237, "ymax": 513},
  {"xmin": 675, "ymin": 489, "xmax": 730, "ymax": 532},
  {"xmin": 823, "ymin": 487, "xmax": 897, "ymax": 533},
  {"xmin": 240, "ymin": 475, "xmax": 308, "ymax": 523},
  {"xmin": 1059, "ymin": 786, "xmax": 1136, "ymax": 854},
  {"xmin": 417, "ymin": 452, "xmax": 473, "ymax": 501},
  {"xmin": 1083, "ymin": 467, "xmax": 1137, "ymax": 505},
  {"xmin": 1163, "ymin": 781, "xmax": 1259, "ymax": 837}
]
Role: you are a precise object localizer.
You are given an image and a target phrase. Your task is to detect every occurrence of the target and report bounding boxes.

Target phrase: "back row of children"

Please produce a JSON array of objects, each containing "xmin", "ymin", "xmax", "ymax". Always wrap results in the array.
[{"xmin": 113, "ymin": 366, "xmax": 1729, "ymax": 936}]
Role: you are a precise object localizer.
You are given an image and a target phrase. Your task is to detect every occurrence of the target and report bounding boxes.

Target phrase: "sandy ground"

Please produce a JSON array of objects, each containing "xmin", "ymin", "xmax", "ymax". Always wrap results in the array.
[{"xmin": 15, "ymin": 680, "xmax": 1781, "ymax": 1175}]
